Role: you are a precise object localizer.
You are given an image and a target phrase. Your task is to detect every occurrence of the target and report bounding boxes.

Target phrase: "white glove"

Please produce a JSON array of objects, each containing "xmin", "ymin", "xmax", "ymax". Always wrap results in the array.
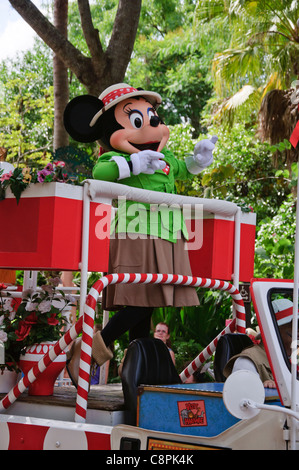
[
  {"xmin": 130, "ymin": 150, "xmax": 166, "ymax": 175},
  {"xmin": 185, "ymin": 136, "xmax": 218, "ymax": 174}
]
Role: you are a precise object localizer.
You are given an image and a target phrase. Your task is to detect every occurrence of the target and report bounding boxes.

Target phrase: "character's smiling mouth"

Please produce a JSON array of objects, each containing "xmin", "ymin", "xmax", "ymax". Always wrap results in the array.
[{"xmin": 130, "ymin": 142, "xmax": 160, "ymax": 151}]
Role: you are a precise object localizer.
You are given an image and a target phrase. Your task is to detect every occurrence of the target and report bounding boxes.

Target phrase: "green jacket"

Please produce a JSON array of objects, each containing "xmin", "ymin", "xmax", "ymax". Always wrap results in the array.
[{"xmin": 92, "ymin": 148, "xmax": 194, "ymax": 242}]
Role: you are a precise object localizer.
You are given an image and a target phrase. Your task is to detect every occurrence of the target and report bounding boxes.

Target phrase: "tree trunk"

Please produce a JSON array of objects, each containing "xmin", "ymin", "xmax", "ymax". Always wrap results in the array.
[
  {"xmin": 258, "ymin": 89, "xmax": 299, "ymax": 172},
  {"xmin": 8, "ymin": 0, "xmax": 142, "ymax": 96},
  {"xmin": 53, "ymin": 0, "xmax": 69, "ymax": 150}
]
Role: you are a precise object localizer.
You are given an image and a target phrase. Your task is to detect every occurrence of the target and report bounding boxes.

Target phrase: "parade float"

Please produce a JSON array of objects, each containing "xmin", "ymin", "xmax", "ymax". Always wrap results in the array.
[{"xmin": 0, "ymin": 175, "xmax": 297, "ymax": 451}]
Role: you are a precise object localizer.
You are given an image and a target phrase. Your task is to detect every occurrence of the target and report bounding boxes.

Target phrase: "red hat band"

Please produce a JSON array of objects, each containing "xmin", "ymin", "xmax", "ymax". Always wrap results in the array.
[{"xmin": 101, "ymin": 86, "xmax": 138, "ymax": 107}]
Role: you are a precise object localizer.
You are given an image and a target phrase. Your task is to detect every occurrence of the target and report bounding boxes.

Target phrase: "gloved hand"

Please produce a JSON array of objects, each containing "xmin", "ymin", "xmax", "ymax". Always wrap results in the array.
[
  {"xmin": 130, "ymin": 150, "xmax": 166, "ymax": 175},
  {"xmin": 185, "ymin": 136, "xmax": 218, "ymax": 174}
]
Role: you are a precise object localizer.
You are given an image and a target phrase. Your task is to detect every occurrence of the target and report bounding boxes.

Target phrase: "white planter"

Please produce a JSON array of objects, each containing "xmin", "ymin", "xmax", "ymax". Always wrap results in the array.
[{"xmin": 0, "ymin": 367, "xmax": 19, "ymax": 393}]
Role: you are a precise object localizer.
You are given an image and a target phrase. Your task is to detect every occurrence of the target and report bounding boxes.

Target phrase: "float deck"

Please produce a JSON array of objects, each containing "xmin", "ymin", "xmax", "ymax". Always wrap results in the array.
[{"xmin": 0, "ymin": 383, "xmax": 127, "ymax": 426}]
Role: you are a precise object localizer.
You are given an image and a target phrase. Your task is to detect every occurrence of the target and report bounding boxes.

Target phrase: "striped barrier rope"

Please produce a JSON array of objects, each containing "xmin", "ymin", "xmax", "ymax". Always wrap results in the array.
[
  {"xmin": 75, "ymin": 273, "xmax": 246, "ymax": 422},
  {"xmin": 179, "ymin": 318, "xmax": 236, "ymax": 382},
  {"xmin": 0, "ymin": 273, "xmax": 245, "ymax": 424}
]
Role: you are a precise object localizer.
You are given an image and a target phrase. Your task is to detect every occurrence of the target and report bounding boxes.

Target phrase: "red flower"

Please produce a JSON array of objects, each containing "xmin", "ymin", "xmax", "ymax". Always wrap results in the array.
[
  {"xmin": 24, "ymin": 312, "xmax": 38, "ymax": 324},
  {"xmin": 15, "ymin": 321, "xmax": 31, "ymax": 341},
  {"xmin": 47, "ymin": 314, "xmax": 59, "ymax": 326},
  {"xmin": 0, "ymin": 283, "xmax": 7, "ymax": 290}
]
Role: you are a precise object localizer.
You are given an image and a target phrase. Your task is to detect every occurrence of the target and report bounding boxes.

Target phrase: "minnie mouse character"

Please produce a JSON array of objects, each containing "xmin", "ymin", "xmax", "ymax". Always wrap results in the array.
[{"xmin": 64, "ymin": 83, "xmax": 217, "ymax": 385}]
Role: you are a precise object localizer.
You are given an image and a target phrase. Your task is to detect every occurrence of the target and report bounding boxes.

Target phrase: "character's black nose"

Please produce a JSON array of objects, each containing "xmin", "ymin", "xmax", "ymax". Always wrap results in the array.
[{"xmin": 150, "ymin": 116, "xmax": 160, "ymax": 127}]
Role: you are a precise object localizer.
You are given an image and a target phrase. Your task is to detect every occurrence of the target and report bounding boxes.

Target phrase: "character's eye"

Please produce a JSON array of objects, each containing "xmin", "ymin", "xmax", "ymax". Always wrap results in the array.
[
  {"xmin": 129, "ymin": 111, "xmax": 143, "ymax": 129},
  {"xmin": 148, "ymin": 108, "xmax": 156, "ymax": 120}
]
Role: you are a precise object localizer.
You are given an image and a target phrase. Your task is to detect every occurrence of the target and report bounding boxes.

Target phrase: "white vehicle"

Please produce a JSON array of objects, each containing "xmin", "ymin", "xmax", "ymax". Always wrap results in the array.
[{"xmin": 0, "ymin": 179, "xmax": 298, "ymax": 451}]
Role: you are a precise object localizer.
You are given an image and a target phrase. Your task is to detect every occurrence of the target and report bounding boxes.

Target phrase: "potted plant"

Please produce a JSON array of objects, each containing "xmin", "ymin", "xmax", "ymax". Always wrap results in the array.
[
  {"xmin": 15, "ymin": 273, "xmax": 76, "ymax": 395},
  {"xmin": 0, "ymin": 273, "xmax": 76, "ymax": 395}
]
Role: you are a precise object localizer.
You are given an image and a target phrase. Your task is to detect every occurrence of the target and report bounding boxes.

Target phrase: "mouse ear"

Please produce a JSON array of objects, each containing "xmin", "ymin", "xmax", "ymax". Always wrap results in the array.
[{"xmin": 64, "ymin": 95, "xmax": 104, "ymax": 143}]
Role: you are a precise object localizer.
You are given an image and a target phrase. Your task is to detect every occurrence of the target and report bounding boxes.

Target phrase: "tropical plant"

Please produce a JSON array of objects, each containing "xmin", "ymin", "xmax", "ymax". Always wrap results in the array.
[
  {"xmin": 152, "ymin": 288, "xmax": 233, "ymax": 351},
  {"xmin": 127, "ymin": 20, "xmax": 213, "ymax": 136},
  {"xmin": 0, "ymin": 73, "xmax": 54, "ymax": 166},
  {"xmin": 194, "ymin": 0, "xmax": 299, "ymax": 132},
  {"xmin": 196, "ymin": 0, "xmax": 299, "ymax": 93}
]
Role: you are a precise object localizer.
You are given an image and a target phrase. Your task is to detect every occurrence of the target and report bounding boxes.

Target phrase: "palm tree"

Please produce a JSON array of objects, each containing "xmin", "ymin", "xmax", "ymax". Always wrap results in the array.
[
  {"xmin": 196, "ymin": 0, "xmax": 299, "ymax": 95},
  {"xmin": 195, "ymin": 0, "xmax": 299, "ymax": 167}
]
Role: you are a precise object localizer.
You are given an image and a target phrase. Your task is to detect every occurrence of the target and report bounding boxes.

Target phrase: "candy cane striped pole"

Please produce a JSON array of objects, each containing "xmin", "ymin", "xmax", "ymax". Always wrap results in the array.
[
  {"xmin": 0, "ymin": 315, "xmax": 83, "ymax": 412},
  {"xmin": 179, "ymin": 318, "xmax": 236, "ymax": 382},
  {"xmin": 74, "ymin": 273, "xmax": 246, "ymax": 422},
  {"xmin": 0, "ymin": 273, "xmax": 245, "ymax": 421},
  {"xmin": 179, "ymin": 280, "xmax": 246, "ymax": 382}
]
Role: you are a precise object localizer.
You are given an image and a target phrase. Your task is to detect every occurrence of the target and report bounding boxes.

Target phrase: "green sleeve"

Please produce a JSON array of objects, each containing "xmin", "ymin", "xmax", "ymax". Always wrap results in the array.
[
  {"xmin": 92, "ymin": 160, "xmax": 119, "ymax": 181},
  {"xmin": 92, "ymin": 151, "xmax": 127, "ymax": 182}
]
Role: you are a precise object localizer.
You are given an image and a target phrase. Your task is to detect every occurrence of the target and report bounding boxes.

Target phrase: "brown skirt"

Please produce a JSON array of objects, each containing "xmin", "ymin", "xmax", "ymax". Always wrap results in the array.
[{"xmin": 102, "ymin": 234, "xmax": 199, "ymax": 310}]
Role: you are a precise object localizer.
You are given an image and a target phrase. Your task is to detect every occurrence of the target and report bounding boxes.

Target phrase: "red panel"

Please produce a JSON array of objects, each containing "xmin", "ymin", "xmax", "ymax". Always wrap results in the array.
[
  {"xmin": 47, "ymin": 196, "xmax": 83, "ymax": 270},
  {"xmin": 0, "ymin": 197, "xmax": 40, "ymax": 252},
  {"xmin": 187, "ymin": 216, "xmax": 255, "ymax": 282},
  {"xmin": 86, "ymin": 431, "xmax": 111, "ymax": 450},
  {"xmin": 8, "ymin": 423, "xmax": 49, "ymax": 450},
  {"xmin": 239, "ymin": 223, "xmax": 256, "ymax": 281},
  {"xmin": 187, "ymin": 219, "xmax": 234, "ymax": 281},
  {"xmin": 88, "ymin": 202, "xmax": 111, "ymax": 272},
  {"xmin": 0, "ymin": 194, "xmax": 111, "ymax": 272}
]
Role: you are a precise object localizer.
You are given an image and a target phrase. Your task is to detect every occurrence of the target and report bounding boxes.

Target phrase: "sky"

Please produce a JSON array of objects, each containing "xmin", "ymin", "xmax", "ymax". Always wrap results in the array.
[{"xmin": 0, "ymin": 1, "xmax": 46, "ymax": 61}]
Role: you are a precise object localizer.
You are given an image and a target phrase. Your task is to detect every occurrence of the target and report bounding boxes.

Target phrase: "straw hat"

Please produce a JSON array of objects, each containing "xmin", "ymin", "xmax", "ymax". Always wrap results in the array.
[{"xmin": 89, "ymin": 83, "xmax": 162, "ymax": 127}]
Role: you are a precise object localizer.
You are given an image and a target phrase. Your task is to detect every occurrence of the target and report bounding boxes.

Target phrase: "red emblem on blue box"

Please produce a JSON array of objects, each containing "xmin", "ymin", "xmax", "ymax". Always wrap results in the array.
[{"xmin": 177, "ymin": 400, "xmax": 207, "ymax": 427}]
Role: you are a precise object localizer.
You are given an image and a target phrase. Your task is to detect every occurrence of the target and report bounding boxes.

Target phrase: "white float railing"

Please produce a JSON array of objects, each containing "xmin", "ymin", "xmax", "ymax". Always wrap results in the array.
[{"xmin": 79, "ymin": 180, "xmax": 242, "ymax": 316}]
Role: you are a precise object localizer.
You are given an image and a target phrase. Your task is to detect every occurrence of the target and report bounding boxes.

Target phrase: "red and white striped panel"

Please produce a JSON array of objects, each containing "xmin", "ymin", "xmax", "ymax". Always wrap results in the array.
[{"xmin": 0, "ymin": 417, "xmax": 111, "ymax": 450}]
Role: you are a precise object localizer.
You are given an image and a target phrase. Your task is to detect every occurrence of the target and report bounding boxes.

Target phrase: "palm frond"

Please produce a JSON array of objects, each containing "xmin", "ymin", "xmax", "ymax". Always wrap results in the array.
[
  {"xmin": 211, "ymin": 85, "xmax": 260, "ymax": 126},
  {"xmin": 195, "ymin": 0, "xmax": 227, "ymax": 22},
  {"xmin": 222, "ymin": 84, "xmax": 255, "ymax": 109}
]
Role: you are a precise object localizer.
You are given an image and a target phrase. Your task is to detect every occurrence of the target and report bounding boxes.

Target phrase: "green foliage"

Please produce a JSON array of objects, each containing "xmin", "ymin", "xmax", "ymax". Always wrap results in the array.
[
  {"xmin": 0, "ymin": 40, "xmax": 55, "ymax": 166},
  {"xmin": 0, "ymin": 73, "xmax": 54, "ymax": 165},
  {"xmin": 68, "ymin": 0, "xmax": 118, "ymax": 54},
  {"xmin": 53, "ymin": 146, "xmax": 96, "ymax": 181},
  {"xmin": 196, "ymin": 0, "xmax": 299, "ymax": 94},
  {"xmin": 166, "ymin": 120, "xmax": 291, "ymax": 222},
  {"xmin": 126, "ymin": 4, "xmax": 213, "ymax": 136},
  {"xmin": 174, "ymin": 339, "xmax": 203, "ymax": 373},
  {"xmin": 254, "ymin": 197, "xmax": 296, "ymax": 279}
]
